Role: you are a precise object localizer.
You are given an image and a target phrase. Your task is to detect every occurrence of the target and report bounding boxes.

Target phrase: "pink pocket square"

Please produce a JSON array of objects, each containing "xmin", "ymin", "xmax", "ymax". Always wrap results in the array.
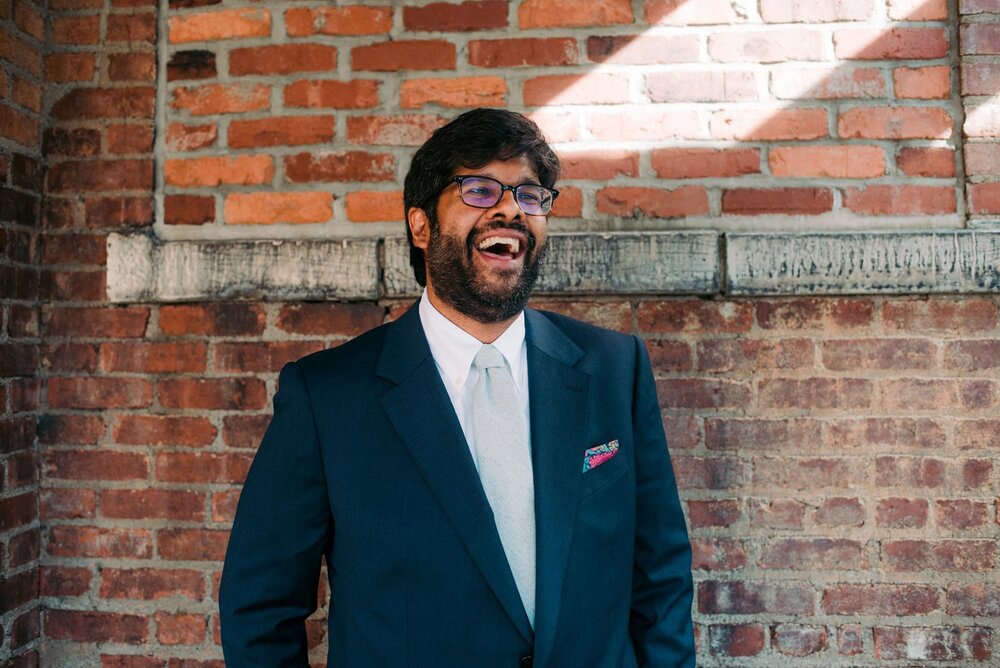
[{"xmin": 582, "ymin": 440, "xmax": 620, "ymax": 472}]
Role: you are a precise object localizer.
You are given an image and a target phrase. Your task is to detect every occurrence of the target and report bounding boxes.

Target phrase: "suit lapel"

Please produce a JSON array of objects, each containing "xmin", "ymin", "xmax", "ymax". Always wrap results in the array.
[
  {"xmin": 376, "ymin": 303, "xmax": 534, "ymax": 643},
  {"xmin": 525, "ymin": 310, "xmax": 591, "ymax": 666}
]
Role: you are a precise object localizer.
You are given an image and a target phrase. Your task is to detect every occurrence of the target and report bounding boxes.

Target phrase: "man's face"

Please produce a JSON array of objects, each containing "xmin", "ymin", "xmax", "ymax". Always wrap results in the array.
[{"xmin": 422, "ymin": 155, "xmax": 549, "ymax": 323}]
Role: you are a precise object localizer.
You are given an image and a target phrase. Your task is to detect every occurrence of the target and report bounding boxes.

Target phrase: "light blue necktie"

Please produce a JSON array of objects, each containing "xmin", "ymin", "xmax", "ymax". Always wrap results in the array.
[{"xmin": 472, "ymin": 344, "xmax": 535, "ymax": 628}]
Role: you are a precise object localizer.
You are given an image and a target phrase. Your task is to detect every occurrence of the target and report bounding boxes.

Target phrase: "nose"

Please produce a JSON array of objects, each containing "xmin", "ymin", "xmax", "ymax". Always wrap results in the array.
[{"xmin": 488, "ymin": 187, "xmax": 523, "ymax": 218}]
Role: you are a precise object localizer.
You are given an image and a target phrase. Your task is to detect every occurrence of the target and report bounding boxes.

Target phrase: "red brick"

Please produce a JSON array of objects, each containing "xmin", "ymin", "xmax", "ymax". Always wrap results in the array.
[
  {"xmin": 284, "ymin": 6, "xmax": 392, "ymax": 36},
  {"xmin": 708, "ymin": 624, "xmax": 764, "ymax": 656},
  {"xmin": 51, "ymin": 87, "xmax": 154, "ymax": 120},
  {"xmin": 698, "ymin": 580, "xmax": 815, "ymax": 615},
  {"xmin": 692, "ymin": 538, "xmax": 748, "ymax": 571},
  {"xmin": 168, "ymin": 8, "xmax": 270, "ymax": 43},
  {"xmin": 709, "ymin": 30, "xmax": 824, "ymax": 62},
  {"xmin": 642, "ymin": 339, "xmax": 692, "ymax": 372},
  {"xmin": 229, "ymin": 44, "xmax": 336, "ymax": 76},
  {"xmin": 0, "ymin": 492, "xmax": 36, "ymax": 532},
  {"xmin": 754, "ymin": 456, "xmax": 861, "ymax": 490},
  {"xmin": 706, "ymin": 418, "xmax": 820, "ymax": 452},
  {"xmin": 945, "ymin": 340, "xmax": 1000, "ymax": 371},
  {"xmin": 214, "ymin": 341, "xmax": 325, "ymax": 373},
  {"xmin": 222, "ymin": 415, "xmax": 270, "ymax": 449},
  {"xmin": 101, "ymin": 489, "xmax": 205, "ymax": 521},
  {"xmin": 896, "ymin": 65, "xmax": 951, "ymax": 98},
  {"xmin": 166, "ymin": 122, "xmax": 217, "ymax": 151},
  {"xmin": 114, "ymin": 415, "xmax": 216, "ymax": 447},
  {"xmin": 550, "ymin": 186, "xmax": 582, "ymax": 218},
  {"xmin": 40, "ymin": 488, "xmax": 96, "ymax": 521},
  {"xmin": 170, "ymin": 84, "xmax": 270, "ymax": 116},
  {"xmin": 647, "ymin": 0, "xmax": 746, "ymax": 24},
  {"xmin": 40, "ymin": 268, "xmax": 106, "ymax": 302},
  {"xmin": 285, "ymin": 151, "xmax": 395, "ymax": 183},
  {"xmin": 224, "ymin": 192, "xmax": 332, "ymax": 225},
  {"xmin": 672, "ymin": 456, "xmax": 743, "ymax": 490},
  {"xmin": 48, "ymin": 526, "xmax": 153, "ymax": 559},
  {"xmin": 589, "ymin": 109, "xmax": 701, "ymax": 141},
  {"xmin": 663, "ymin": 416, "xmax": 700, "ymax": 450},
  {"xmin": 937, "ymin": 499, "xmax": 989, "ymax": 529},
  {"xmin": 525, "ymin": 73, "xmax": 629, "ymax": 106},
  {"xmin": 165, "ymin": 194, "xmax": 214, "ymax": 226},
  {"xmin": 889, "ymin": 0, "xmax": 948, "ymax": 19},
  {"xmin": 46, "ymin": 610, "xmax": 147, "ymax": 643},
  {"xmin": 158, "ymin": 378, "xmax": 267, "ymax": 410},
  {"xmin": 876, "ymin": 456, "xmax": 946, "ymax": 488},
  {"xmin": 156, "ymin": 612, "xmax": 206, "ymax": 645},
  {"xmin": 164, "ymin": 154, "xmax": 273, "ymax": 187},
  {"xmin": 47, "ymin": 159, "xmax": 153, "ymax": 193},
  {"xmin": 815, "ymin": 497, "xmax": 865, "ymax": 527},
  {"xmin": 761, "ymin": 538, "xmax": 865, "ymax": 570},
  {"xmin": 45, "ymin": 53, "xmax": 96, "ymax": 82},
  {"xmin": 344, "ymin": 190, "xmax": 403, "ymax": 222},
  {"xmin": 597, "ymin": 186, "xmax": 709, "ymax": 218},
  {"xmin": 638, "ymin": 300, "xmax": 752, "ymax": 334},
  {"xmin": 646, "ymin": 70, "xmax": 758, "ymax": 103},
  {"xmin": 166, "ymin": 50, "xmax": 216, "ymax": 81},
  {"xmin": 100, "ymin": 568, "xmax": 204, "ymax": 602},
  {"xmin": 45, "ymin": 449, "xmax": 148, "ymax": 481},
  {"xmin": 652, "ymin": 148, "xmax": 760, "ymax": 179},
  {"xmin": 826, "ymin": 417, "xmax": 945, "ymax": 450},
  {"xmin": 212, "ymin": 490, "xmax": 241, "ymax": 522},
  {"xmin": 883, "ymin": 299, "xmax": 997, "ymax": 332},
  {"xmin": 834, "ymin": 28, "xmax": 949, "ymax": 59},
  {"xmin": 404, "ymin": 1, "xmax": 507, "ymax": 31},
  {"xmin": 955, "ymin": 420, "xmax": 1000, "ymax": 449},
  {"xmin": 49, "ymin": 378, "xmax": 153, "ymax": 410},
  {"xmin": 897, "ymin": 147, "xmax": 956, "ymax": 177},
  {"xmin": 712, "ymin": 108, "xmax": 828, "ymax": 141},
  {"xmin": 400, "ymin": 76, "xmax": 507, "ymax": 109},
  {"xmin": 107, "ymin": 13, "xmax": 156, "ymax": 43},
  {"xmin": 0, "ymin": 27, "xmax": 41, "ymax": 76},
  {"xmin": 964, "ymin": 459, "xmax": 992, "ymax": 489},
  {"xmin": 687, "ymin": 500, "xmax": 741, "ymax": 529},
  {"xmin": 158, "ymin": 528, "xmax": 229, "ymax": 561},
  {"xmin": 0, "ymin": 102, "xmax": 40, "ymax": 148},
  {"xmin": 770, "ymin": 146, "xmax": 884, "ymax": 178},
  {"xmin": 658, "ymin": 379, "xmax": 751, "ymax": 410},
  {"xmin": 748, "ymin": 499, "xmax": 805, "ymax": 530},
  {"xmin": 699, "ymin": 339, "xmax": 813, "ymax": 374},
  {"xmin": 155, "ymin": 451, "xmax": 252, "ymax": 484},
  {"xmin": 723, "ymin": 188, "xmax": 833, "ymax": 215},
  {"xmin": 970, "ymin": 183, "xmax": 1000, "ymax": 214},
  {"xmin": 519, "ymin": 0, "xmax": 632, "ymax": 27},
  {"xmin": 83, "ymin": 196, "xmax": 153, "ymax": 228},
  {"xmin": 962, "ymin": 22, "xmax": 1000, "ymax": 55},
  {"xmin": 351, "ymin": 40, "xmax": 455, "ymax": 71},
  {"xmin": 966, "ymin": 142, "xmax": 1000, "ymax": 176},
  {"xmin": 773, "ymin": 624, "xmax": 828, "ymax": 657},
  {"xmin": 13, "ymin": 0, "xmax": 45, "ymax": 39},
  {"xmin": 556, "ymin": 149, "xmax": 638, "ymax": 181},
  {"xmin": 875, "ymin": 626, "xmax": 991, "ymax": 662},
  {"xmin": 947, "ymin": 583, "xmax": 1000, "ymax": 616},
  {"xmin": 107, "ymin": 124, "xmax": 154, "ymax": 154},
  {"xmin": 838, "ymin": 625, "xmax": 864, "ymax": 656},
  {"xmin": 106, "ymin": 52, "xmax": 155, "ymax": 84},
  {"xmin": 468, "ymin": 38, "xmax": 578, "ymax": 68},
  {"xmin": 838, "ymin": 106, "xmax": 953, "ymax": 139},
  {"xmin": 347, "ymin": 114, "xmax": 446, "ymax": 146},
  {"xmin": 821, "ymin": 338, "xmax": 936, "ymax": 370},
  {"xmin": 587, "ymin": 34, "xmax": 700, "ymax": 64},
  {"xmin": 761, "ymin": 0, "xmax": 873, "ymax": 20},
  {"xmin": 0, "ymin": 569, "xmax": 38, "ymax": 615},
  {"xmin": 284, "ymin": 79, "xmax": 380, "ymax": 109},
  {"xmin": 52, "ymin": 15, "xmax": 100, "ymax": 44},
  {"xmin": 41, "ymin": 566, "xmax": 92, "ymax": 597},
  {"xmin": 822, "ymin": 583, "xmax": 939, "ymax": 615},
  {"xmin": 38, "ymin": 415, "xmax": 103, "ymax": 446},
  {"xmin": 229, "ymin": 115, "xmax": 335, "ymax": 149},
  {"xmin": 159, "ymin": 304, "xmax": 265, "ymax": 336},
  {"xmin": 98, "ymin": 341, "xmax": 207, "ymax": 373},
  {"xmin": 771, "ymin": 66, "xmax": 886, "ymax": 99},
  {"xmin": 41, "ymin": 229, "xmax": 105, "ymax": 266}
]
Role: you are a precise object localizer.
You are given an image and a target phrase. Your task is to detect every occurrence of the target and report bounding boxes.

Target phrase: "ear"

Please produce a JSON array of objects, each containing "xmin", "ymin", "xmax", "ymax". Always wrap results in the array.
[{"xmin": 407, "ymin": 207, "xmax": 430, "ymax": 251}]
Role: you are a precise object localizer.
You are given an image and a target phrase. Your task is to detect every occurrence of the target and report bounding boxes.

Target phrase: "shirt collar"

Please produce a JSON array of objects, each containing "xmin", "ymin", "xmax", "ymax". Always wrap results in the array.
[{"xmin": 418, "ymin": 289, "xmax": 526, "ymax": 391}]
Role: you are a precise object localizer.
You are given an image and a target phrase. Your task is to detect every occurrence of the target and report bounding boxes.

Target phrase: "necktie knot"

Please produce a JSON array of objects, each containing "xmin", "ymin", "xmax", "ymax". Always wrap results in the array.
[{"xmin": 473, "ymin": 344, "xmax": 506, "ymax": 371}]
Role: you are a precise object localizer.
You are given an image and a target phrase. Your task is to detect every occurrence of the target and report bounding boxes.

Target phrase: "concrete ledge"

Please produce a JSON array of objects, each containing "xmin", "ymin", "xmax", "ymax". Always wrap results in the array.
[
  {"xmin": 107, "ymin": 230, "xmax": 1000, "ymax": 302},
  {"xmin": 382, "ymin": 232, "xmax": 721, "ymax": 298},
  {"xmin": 107, "ymin": 233, "xmax": 380, "ymax": 302},
  {"xmin": 727, "ymin": 231, "xmax": 1000, "ymax": 295}
]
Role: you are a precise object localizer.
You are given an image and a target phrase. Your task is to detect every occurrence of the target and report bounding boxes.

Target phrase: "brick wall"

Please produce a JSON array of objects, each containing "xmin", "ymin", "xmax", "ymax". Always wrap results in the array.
[
  {"xmin": 5, "ymin": 0, "xmax": 1000, "ymax": 666},
  {"xmin": 1, "ymin": 0, "xmax": 44, "ymax": 665}
]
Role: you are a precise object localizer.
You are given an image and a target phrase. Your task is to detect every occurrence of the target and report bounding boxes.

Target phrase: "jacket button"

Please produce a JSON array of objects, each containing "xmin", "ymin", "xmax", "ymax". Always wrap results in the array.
[{"xmin": 519, "ymin": 656, "xmax": 533, "ymax": 668}]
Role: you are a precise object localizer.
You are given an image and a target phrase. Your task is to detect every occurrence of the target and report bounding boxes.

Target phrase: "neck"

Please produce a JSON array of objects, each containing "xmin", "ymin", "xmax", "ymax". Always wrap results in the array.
[{"xmin": 424, "ymin": 285, "xmax": 519, "ymax": 344}]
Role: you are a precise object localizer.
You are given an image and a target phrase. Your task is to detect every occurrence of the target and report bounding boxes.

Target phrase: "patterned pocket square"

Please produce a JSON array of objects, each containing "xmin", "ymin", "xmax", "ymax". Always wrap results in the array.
[{"xmin": 582, "ymin": 439, "xmax": 620, "ymax": 472}]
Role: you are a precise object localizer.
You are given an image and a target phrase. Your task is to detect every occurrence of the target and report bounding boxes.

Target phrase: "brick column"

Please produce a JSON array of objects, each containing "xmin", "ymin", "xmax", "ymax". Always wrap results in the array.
[
  {"xmin": 0, "ymin": 0, "xmax": 44, "ymax": 664},
  {"xmin": 962, "ymin": 0, "xmax": 1000, "ymax": 226}
]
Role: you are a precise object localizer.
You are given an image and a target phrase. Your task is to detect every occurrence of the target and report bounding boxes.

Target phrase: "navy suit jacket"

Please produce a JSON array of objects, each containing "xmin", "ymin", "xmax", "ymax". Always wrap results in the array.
[{"xmin": 220, "ymin": 302, "xmax": 694, "ymax": 667}]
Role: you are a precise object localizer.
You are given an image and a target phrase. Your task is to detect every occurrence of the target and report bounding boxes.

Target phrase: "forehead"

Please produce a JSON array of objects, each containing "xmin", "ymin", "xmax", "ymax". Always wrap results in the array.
[{"xmin": 453, "ymin": 155, "xmax": 539, "ymax": 184}]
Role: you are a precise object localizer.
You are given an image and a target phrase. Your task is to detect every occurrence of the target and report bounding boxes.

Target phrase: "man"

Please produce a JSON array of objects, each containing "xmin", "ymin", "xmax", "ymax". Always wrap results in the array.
[{"xmin": 220, "ymin": 108, "xmax": 694, "ymax": 667}]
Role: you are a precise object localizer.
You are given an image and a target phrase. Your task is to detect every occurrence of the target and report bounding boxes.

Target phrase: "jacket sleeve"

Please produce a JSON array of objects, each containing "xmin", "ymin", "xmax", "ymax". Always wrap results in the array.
[
  {"xmin": 220, "ymin": 361, "xmax": 333, "ymax": 667},
  {"xmin": 628, "ymin": 336, "xmax": 696, "ymax": 667}
]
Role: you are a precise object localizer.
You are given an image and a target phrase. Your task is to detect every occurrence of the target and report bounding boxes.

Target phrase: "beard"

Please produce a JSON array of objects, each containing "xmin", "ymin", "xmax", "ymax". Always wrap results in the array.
[{"xmin": 424, "ymin": 212, "xmax": 547, "ymax": 323}]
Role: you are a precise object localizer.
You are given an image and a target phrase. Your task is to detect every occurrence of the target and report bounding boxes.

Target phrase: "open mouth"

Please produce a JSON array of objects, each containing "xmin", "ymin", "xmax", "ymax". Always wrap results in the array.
[{"xmin": 475, "ymin": 233, "xmax": 525, "ymax": 263}]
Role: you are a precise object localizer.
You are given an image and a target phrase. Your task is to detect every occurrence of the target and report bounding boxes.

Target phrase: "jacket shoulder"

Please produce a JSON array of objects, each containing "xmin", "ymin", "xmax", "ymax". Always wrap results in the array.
[{"xmin": 530, "ymin": 308, "xmax": 637, "ymax": 357}]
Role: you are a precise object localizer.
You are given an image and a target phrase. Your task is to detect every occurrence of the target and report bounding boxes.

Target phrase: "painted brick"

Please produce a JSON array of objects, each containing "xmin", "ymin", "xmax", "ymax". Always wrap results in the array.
[
  {"xmin": 285, "ymin": 6, "xmax": 392, "ymax": 36},
  {"xmin": 596, "ymin": 186, "xmax": 709, "ymax": 218},
  {"xmin": 404, "ymin": 1, "xmax": 507, "ymax": 31},
  {"xmin": 229, "ymin": 44, "xmax": 336, "ymax": 76},
  {"xmin": 518, "ymin": 0, "xmax": 632, "ymax": 28},
  {"xmin": 344, "ymin": 191, "xmax": 404, "ymax": 222},
  {"xmin": 284, "ymin": 79, "xmax": 380, "ymax": 109},
  {"xmin": 351, "ymin": 40, "xmax": 456, "ymax": 71},
  {"xmin": 769, "ymin": 146, "xmax": 885, "ymax": 178},
  {"xmin": 168, "ymin": 8, "xmax": 271, "ymax": 43},
  {"xmin": 400, "ymin": 77, "xmax": 506, "ymax": 109}
]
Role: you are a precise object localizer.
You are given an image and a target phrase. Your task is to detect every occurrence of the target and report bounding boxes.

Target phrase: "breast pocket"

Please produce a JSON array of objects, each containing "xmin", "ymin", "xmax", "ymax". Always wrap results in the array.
[{"xmin": 579, "ymin": 442, "xmax": 629, "ymax": 498}]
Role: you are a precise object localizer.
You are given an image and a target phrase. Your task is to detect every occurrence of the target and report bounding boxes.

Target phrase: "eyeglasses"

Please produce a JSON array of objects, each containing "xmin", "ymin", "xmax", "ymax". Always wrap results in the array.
[{"xmin": 449, "ymin": 175, "xmax": 559, "ymax": 216}]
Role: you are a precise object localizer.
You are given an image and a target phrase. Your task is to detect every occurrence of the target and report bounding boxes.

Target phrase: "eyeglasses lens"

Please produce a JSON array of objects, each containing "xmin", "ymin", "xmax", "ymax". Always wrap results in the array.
[{"xmin": 458, "ymin": 177, "xmax": 552, "ymax": 215}]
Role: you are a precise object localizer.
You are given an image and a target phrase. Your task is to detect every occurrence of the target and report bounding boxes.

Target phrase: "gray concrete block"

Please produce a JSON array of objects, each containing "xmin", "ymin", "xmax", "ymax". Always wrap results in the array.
[
  {"xmin": 726, "ymin": 231, "xmax": 1000, "ymax": 295},
  {"xmin": 382, "ymin": 232, "xmax": 721, "ymax": 298},
  {"xmin": 107, "ymin": 233, "xmax": 380, "ymax": 302}
]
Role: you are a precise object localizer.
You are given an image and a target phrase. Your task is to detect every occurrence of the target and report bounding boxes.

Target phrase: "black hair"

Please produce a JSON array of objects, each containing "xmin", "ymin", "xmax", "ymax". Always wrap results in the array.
[{"xmin": 402, "ymin": 108, "xmax": 560, "ymax": 286}]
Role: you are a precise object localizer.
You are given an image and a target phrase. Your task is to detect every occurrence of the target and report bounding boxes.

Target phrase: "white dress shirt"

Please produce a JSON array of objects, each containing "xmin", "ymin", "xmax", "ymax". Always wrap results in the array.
[{"xmin": 418, "ymin": 290, "xmax": 531, "ymax": 468}]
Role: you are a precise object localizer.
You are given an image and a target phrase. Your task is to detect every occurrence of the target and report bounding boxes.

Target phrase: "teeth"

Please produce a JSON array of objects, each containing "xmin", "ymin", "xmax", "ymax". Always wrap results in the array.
[{"xmin": 477, "ymin": 236, "xmax": 520, "ymax": 254}]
